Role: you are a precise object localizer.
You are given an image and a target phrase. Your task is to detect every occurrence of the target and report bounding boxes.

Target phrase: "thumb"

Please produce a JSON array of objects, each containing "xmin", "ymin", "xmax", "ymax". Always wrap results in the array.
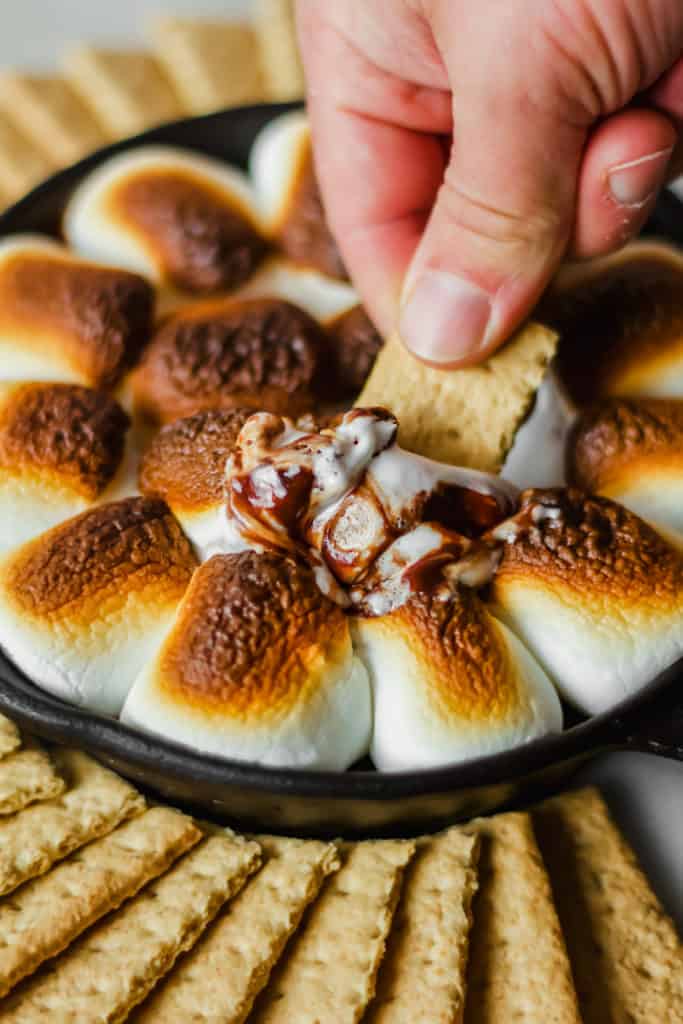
[{"xmin": 398, "ymin": 14, "xmax": 586, "ymax": 366}]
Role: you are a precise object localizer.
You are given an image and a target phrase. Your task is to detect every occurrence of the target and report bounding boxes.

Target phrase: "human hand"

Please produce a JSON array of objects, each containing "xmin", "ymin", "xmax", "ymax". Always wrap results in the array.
[{"xmin": 297, "ymin": 0, "xmax": 683, "ymax": 366}]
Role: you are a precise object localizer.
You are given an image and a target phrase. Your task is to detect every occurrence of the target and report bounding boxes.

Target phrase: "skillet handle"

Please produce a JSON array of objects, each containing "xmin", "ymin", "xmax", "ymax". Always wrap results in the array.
[{"xmin": 617, "ymin": 679, "xmax": 683, "ymax": 761}]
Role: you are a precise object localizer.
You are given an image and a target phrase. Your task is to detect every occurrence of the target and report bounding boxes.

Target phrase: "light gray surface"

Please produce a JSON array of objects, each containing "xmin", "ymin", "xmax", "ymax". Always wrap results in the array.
[{"xmin": 0, "ymin": 1, "xmax": 251, "ymax": 70}]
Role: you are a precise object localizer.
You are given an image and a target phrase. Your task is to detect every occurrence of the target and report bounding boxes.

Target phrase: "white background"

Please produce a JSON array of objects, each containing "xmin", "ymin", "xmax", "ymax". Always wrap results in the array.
[{"xmin": 0, "ymin": 0, "xmax": 681, "ymax": 929}]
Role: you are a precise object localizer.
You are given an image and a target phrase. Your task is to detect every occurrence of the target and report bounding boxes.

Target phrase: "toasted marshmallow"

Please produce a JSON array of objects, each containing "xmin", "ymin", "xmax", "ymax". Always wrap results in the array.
[
  {"xmin": 0, "ymin": 382, "xmax": 131, "ymax": 554},
  {"xmin": 548, "ymin": 242, "xmax": 683, "ymax": 404},
  {"xmin": 502, "ymin": 368, "xmax": 576, "ymax": 488},
  {"xmin": 132, "ymin": 295, "xmax": 328, "ymax": 425},
  {"xmin": 249, "ymin": 111, "xmax": 347, "ymax": 280},
  {"xmin": 568, "ymin": 397, "xmax": 683, "ymax": 534},
  {"xmin": 121, "ymin": 551, "xmax": 372, "ymax": 769},
  {"xmin": 237, "ymin": 256, "xmax": 357, "ymax": 321},
  {"xmin": 0, "ymin": 497, "xmax": 197, "ymax": 714},
  {"xmin": 0, "ymin": 235, "xmax": 154, "ymax": 390},
  {"xmin": 352, "ymin": 587, "xmax": 561, "ymax": 772},
  {"xmin": 139, "ymin": 408, "xmax": 252, "ymax": 559},
  {"xmin": 490, "ymin": 488, "xmax": 683, "ymax": 714},
  {"xmin": 64, "ymin": 146, "xmax": 267, "ymax": 295}
]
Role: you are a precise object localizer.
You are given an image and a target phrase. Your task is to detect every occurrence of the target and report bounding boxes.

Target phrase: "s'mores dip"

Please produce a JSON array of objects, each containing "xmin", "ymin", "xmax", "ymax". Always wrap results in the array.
[{"xmin": 1, "ymin": 111, "xmax": 683, "ymax": 774}]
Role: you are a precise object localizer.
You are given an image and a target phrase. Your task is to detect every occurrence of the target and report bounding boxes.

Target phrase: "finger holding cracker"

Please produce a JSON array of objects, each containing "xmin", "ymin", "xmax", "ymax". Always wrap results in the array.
[
  {"xmin": 0, "ymin": 833, "xmax": 261, "ymax": 1022},
  {"xmin": 0, "ymin": 73, "xmax": 110, "ymax": 165},
  {"xmin": 534, "ymin": 787, "xmax": 683, "ymax": 1024},
  {"xmin": 64, "ymin": 48, "xmax": 186, "ymax": 137},
  {"xmin": 366, "ymin": 828, "xmax": 480, "ymax": 1024},
  {"xmin": 151, "ymin": 17, "xmax": 265, "ymax": 114},
  {"xmin": 0, "ymin": 748, "xmax": 145, "ymax": 897},
  {"xmin": 463, "ymin": 811, "xmax": 581, "ymax": 1024},
  {"xmin": 0, "ymin": 739, "xmax": 64, "ymax": 816},
  {"xmin": 359, "ymin": 324, "xmax": 557, "ymax": 472},
  {"xmin": 249, "ymin": 839, "xmax": 416, "ymax": 1024},
  {"xmin": 132, "ymin": 834, "xmax": 340, "ymax": 1024},
  {"xmin": 0, "ymin": 806, "xmax": 202, "ymax": 999}
]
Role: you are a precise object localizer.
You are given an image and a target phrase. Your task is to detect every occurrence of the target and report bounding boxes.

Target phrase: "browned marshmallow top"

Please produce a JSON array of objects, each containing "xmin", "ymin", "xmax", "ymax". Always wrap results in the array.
[
  {"xmin": 383, "ymin": 587, "xmax": 521, "ymax": 721},
  {"xmin": 0, "ymin": 252, "xmax": 154, "ymax": 390},
  {"xmin": 4, "ymin": 496, "xmax": 197, "ymax": 618},
  {"xmin": 0, "ymin": 383, "xmax": 129, "ymax": 498},
  {"xmin": 139, "ymin": 407, "xmax": 252, "ymax": 510},
  {"xmin": 109, "ymin": 168, "xmax": 268, "ymax": 292},
  {"xmin": 546, "ymin": 247, "xmax": 683, "ymax": 405},
  {"xmin": 133, "ymin": 297, "xmax": 328, "ymax": 425},
  {"xmin": 568, "ymin": 398, "xmax": 683, "ymax": 493},
  {"xmin": 325, "ymin": 305, "xmax": 384, "ymax": 400},
  {"xmin": 493, "ymin": 488, "xmax": 683, "ymax": 605},
  {"xmin": 277, "ymin": 145, "xmax": 348, "ymax": 280},
  {"xmin": 154, "ymin": 550, "xmax": 348, "ymax": 718}
]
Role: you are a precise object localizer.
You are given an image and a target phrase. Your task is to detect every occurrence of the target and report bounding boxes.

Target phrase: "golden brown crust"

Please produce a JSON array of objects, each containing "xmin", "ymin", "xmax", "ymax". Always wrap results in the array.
[
  {"xmin": 277, "ymin": 145, "xmax": 347, "ymax": 280},
  {"xmin": 0, "ymin": 253, "xmax": 154, "ymax": 390},
  {"xmin": 567, "ymin": 397, "xmax": 683, "ymax": 493},
  {"xmin": 157, "ymin": 551, "xmax": 348, "ymax": 718},
  {"xmin": 4, "ymin": 497, "xmax": 197, "ymax": 617},
  {"xmin": 0, "ymin": 384, "xmax": 130, "ymax": 499},
  {"xmin": 545, "ymin": 247, "xmax": 683, "ymax": 405},
  {"xmin": 139, "ymin": 407, "xmax": 252, "ymax": 509},
  {"xmin": 386, "ymin": 588, "xmax": 520, "ymax": 721},
  {"xmin": 495, "ymin": 488, "xmax": 683, "ymax": 604},
  {"xmin": 110, "ymin": 168, "xmax": 268, "ymax": 292},
  {"xmin": 133, "ymin": 297, "xmax": 327, "ymax": 424},
  {"xmin": 325, "ymin": 305, "xmax": 384, "ymax": 399}
]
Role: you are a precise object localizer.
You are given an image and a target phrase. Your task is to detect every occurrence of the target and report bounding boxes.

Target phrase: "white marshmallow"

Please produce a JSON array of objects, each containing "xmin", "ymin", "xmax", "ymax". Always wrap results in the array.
[
  {"xmin": 249, "ymin": 109, "xmax": 310, "ymax": 232},
  {"xmin": 502, "ymin": 369, "xmax": 576, "ymax": 488}
]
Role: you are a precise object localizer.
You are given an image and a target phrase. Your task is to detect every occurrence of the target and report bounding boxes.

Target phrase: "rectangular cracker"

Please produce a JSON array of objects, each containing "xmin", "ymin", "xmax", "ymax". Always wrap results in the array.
[
  {"xmin": 0, "ymin": 713, "xmax": 20, "ymax": 759},
  {"xmin": 132, "ymin": 834, "xmax": 340, "ymax": 1023},
  {"xmin": 366, "ymin": 829, "xmax": 480, "ymax": 1024},
  {"xmin": 64, "ymin": 48, "xmax": 186, "ymax": 137},
  {"xmin": 151, "ymin": 17, "xmax": 265, "ymax": 114},
  {"xmin": 463, "ymin": 811, "xmax": 581, "ymax": 1023},
  {"xmin": 0, "ymin": 739, "xmax": 65, "ymax": 815},
  {"xmin": 0, "ymin": 113, "xmax": 55, "ymax": 201},
  {"xmin": 255, "ymin": 0, "xmax": 306, "ymax": 101},
  {"xmin": 0, "ymin": 73, "xmax": 110, "ymax": 165},
  {"xmin": 0, "ymin": 832, "xmax": 262, "ymax": 1023},
  {"xmin": 249, "ymin": 839, "xmax": 416, "ymax": 1024},
  {"xmin": 534, "ymin": 787, "xmax": 683, "ymax": 1024},
  {"xmin": 358, "ymin": 323, "xmax": 558, "ymax": 472},
  {"xmin": 0, "ymin": 805, "xmax": 202, "ymax": 999},
  {"xmin": 0, "ymin": 748, "xmax": 145, "ymax": 897}
]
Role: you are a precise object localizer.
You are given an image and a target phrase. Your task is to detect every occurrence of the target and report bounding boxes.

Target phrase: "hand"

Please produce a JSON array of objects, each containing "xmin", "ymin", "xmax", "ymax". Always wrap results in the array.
[{"xmin": 297, "ymin": 0, "xmax": 683, "ymax": 366}]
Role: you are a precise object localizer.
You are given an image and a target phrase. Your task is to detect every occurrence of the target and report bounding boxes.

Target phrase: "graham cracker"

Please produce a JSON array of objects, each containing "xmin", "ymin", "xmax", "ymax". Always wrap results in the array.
[
  {"xmin": 0, "ymin": 714, "xmax": 20, "ymax": 759},
  {"xmin": 151, "ymin": 17, "xmax": 265, "ymax": 115},
  {"xmin": 358, "ymin": 323, "xmax": 558, "ymax": 472},
  {"xmin": 366, "ymin": 829, "xmax": 480, "ymax": 1024},
  {"xmin": 463, "ymin": 811, "xmax": 581, "ymax": 1024},
  {"xmin": 0, "ymin": 73, "xmax": 110, "ymax": 165},
  {"xmin": 0, "ymin": 748, "xmax": 145, "ymax": 897},
  {"xmin": 64, "ymin": 47, "xmax": 185, "ymax": 137},
  {"xmin": 0, "ymin": 832, "xmax": 262, "ymax": 1022},
  {"xmin": 132, "ymin": 834, "xmax": 340, "ymax": 1024},
  {"xmin": 249, "ymin": 839, "xmax": 416, "ymax": 1024},
  {"xmin": 534, "ymin": 787, "xmax": 683, "ymax": 1024},
  {"xmin": 255, "ymin": 0, "xmax": 306, "ymax": 101},
  {"xmin": 0, "ymin": 805, "xmax": 202, "ymax": 999},
  {"xmin": 0, "ymin": 739, "xmax": 65, "ymax": 816},
  {"xmin": 0, "ymin": 112, "xmax": 55, "ymax": 201}
]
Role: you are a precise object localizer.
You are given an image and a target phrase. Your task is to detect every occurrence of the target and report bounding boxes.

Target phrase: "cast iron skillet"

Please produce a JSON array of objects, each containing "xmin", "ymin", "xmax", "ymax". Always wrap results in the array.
[{"xmin": 0, "ymin": 104, "xmax": 682, "ymax": 837}]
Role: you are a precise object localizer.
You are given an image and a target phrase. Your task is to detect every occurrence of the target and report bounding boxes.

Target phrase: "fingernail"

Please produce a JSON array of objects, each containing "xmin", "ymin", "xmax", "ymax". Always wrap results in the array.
[
  {"xmin": 399, "ymin": 270, "xmax": 493, "ymax": 364},
  {"xmin": 608, "ymin": 147, "xmax": 673, "ymax": 208}
]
